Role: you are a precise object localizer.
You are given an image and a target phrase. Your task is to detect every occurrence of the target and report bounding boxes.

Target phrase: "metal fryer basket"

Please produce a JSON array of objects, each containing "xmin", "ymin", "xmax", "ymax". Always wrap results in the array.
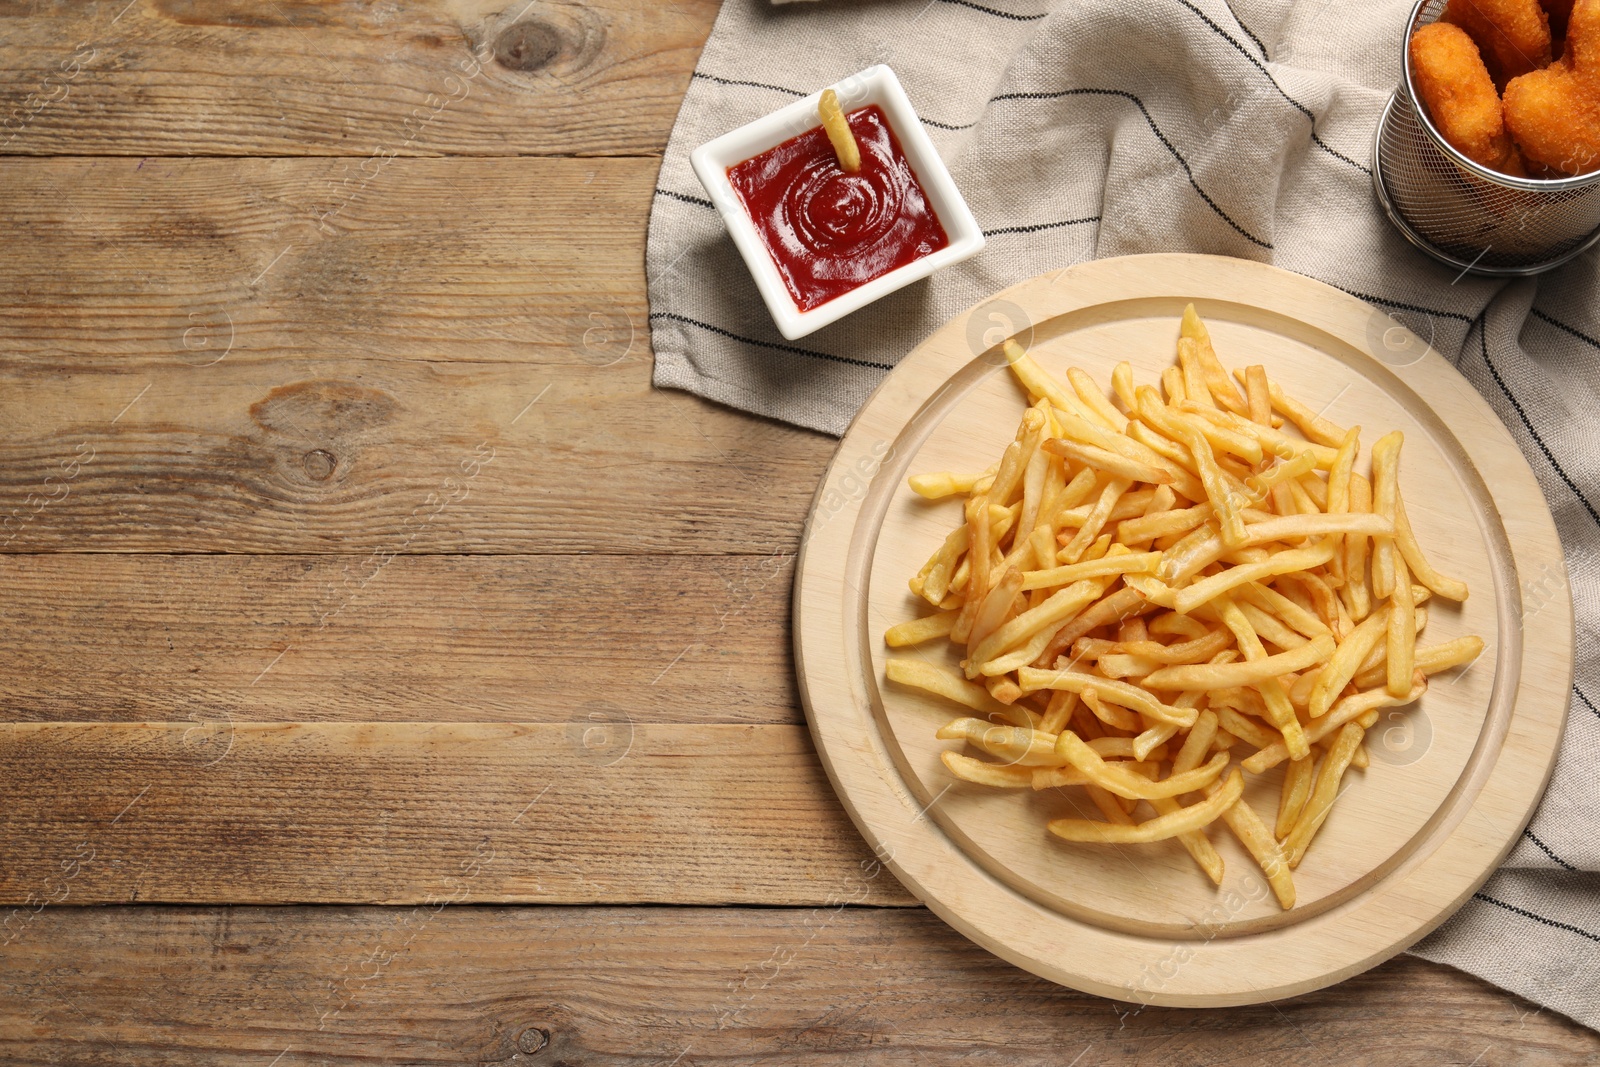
[{"xmin": 1372, "ymin": 0, "xmax": 1600, "ymax": 275}]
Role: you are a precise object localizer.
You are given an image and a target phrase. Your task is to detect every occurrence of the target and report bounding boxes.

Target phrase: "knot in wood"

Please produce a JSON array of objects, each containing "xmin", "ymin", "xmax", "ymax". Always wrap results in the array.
[
  {"xmin": 493, "ymin": 20, "xmax": 561, "ymax": 71},
  {"xmin": 516, "ymin": 1026, "xmax": 550, "ymax": 1054},
  {"xmin": 302, "ymin": 450, "xmax": 336, "ymax": 481}
]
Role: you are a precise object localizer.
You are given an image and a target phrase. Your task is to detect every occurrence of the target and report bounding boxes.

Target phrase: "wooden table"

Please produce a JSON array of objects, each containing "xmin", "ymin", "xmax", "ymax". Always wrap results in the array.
[{"xmin": 0, "ymin": 2, "xmax": 1594, "ymax": 1062}]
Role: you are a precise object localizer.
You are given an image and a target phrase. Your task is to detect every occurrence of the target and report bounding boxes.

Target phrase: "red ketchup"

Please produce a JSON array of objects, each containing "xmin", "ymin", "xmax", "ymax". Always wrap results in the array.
[{"xmin": 727, "ymin": 104, "xmax": 949, "ymax": 312}]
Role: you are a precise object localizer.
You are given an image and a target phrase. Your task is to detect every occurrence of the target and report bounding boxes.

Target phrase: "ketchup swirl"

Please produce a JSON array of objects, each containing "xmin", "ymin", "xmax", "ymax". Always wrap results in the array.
[{"xmin": 728, "ymin": 105, "xmax": 949, "ymax": 312}]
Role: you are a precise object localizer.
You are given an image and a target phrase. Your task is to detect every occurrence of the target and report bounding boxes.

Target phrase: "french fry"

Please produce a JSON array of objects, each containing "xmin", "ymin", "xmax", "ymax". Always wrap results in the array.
[
  {"xmin": 886, "ymin": 658, "xmax": 1009, "ymax": 714},
  {"xmin": 1370, "ymin": 431, "xmax": 1403, "ymax": 599},
  {"xmin": 1392, "ymin": 493, "xmax": 1470, "ymax": 601},
  {"xmin": 1245, "ymin": 365, "xmax": 1271, "ymax": 425},
  {"xmin": 1277, "ymin": 756, "xmax": 1314, "ymax": 839},
  {"xmin": 1043, "ymin": 437, "xmax": 1172, "ymax": 486},
  {"xmin": 817, "ymin": 89, "xmax": 861, "ymax": 172},
  {"xmin": 937, "ymin": 717, "xmax": 1066, "ymax": 766},
  {"xmin": 1048, "ymin": 770, "xmax": 1243, "ymax": 843},
  {"xmin": 1352, "ymin": 635, "xmax": 1483, "ymax": 690},
  {"xmin": 1244, "ymin": 677, "xmax": 1425, "ymax": 773},
  {"xmin": 1018, "ymin": 667, "xmax": 1196, "ymax": 728},
  {"xmin": 942, "ymin": 750, "xmax": 1038, "ymax": 787},
  {"xmin": 1308, "ymin": 606, "xmax": 1389, "ymax": 718},
  {"xmin": 909, "ymin": 470, "xmax": 989, "ymax": 499},
  {"xmin": 1282, "ymin": 723, "xmax": 1365, "ymax": 866},
  {"xmin": 885, "ymin": 610, "xmax": 958, "ymax": 647},
  {"xmin": 1387, "ymin": 554, "xmax": 1416, "ymax": 698},
  {"xmin": 1212, "ymin": 778, "xmax": 1296, "ymax": 908}
]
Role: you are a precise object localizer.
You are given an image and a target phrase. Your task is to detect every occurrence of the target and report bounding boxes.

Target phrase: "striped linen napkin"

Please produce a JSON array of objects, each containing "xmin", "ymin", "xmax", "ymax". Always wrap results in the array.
[{"xmin": 645, "ymin": 0, "xmax": 1599, "ymax": 1026}]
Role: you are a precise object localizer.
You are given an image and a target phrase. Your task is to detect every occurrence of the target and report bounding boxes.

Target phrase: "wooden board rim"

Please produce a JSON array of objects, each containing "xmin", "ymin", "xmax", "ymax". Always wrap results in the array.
[{"xmin": 793, "ymin": 253, "xmax": 1573, "ymax": 1007}]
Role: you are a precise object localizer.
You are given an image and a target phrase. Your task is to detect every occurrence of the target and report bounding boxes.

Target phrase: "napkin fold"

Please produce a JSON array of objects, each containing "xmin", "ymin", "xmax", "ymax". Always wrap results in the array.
[{"xmin": 646, "ymin": 0, "xmax": 1599, "ymax": 1026}]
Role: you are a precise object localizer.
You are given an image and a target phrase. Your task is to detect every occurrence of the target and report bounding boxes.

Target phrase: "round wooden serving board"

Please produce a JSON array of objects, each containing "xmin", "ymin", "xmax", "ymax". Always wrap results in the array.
[{"xmin": 793, "ymin": 254, "xmax": 1573, "ymax": 1007}]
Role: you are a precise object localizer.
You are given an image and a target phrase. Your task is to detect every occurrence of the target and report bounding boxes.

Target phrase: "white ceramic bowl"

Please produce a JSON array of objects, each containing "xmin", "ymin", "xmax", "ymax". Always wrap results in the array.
[{"xmin": 690, "ymin": 65, "xmax": 984, "ymax": 340}]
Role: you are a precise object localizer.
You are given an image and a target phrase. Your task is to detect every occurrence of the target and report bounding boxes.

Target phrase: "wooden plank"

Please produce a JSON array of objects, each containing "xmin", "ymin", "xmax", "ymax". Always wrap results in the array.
[
  {"xmin": 0, "ymin": 0, "xmax": 717, "ymax": 157},
  {"xmin": 0, "ymin": 722, "xmax": 912, "ymax": 906},
  {"xmin": 0, "ymin": 157, "xmax": 833, "ymax": 554},
  {"xmin": 1, "ymin": 906, "xmax": 1594, "ymax": 1064},
  {"xmin": 0, "ymin": 553, "xmax": 796, "ymax": 723}
]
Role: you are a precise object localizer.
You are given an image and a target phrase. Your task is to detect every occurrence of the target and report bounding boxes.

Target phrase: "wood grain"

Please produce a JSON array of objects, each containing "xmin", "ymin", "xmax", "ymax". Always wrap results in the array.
[
  {"xmin": 0, "ymin": 157, "xmax": 832, "ymax": 554},
  {"xmin": 0, "ymin": 722, "xmax": 912, "ymax": 906},
  {"xmin": 0, "ymin": 0, "xmax": 718, "ymax": 157},
  {"xmin": 1, "ymin": 906, "xmax": 1594, "ymax": 1065},
  {"xmin": 798, "ymin": 255, "xmax": 1572, "ymax": 1005},
  {"xmin": 0, "ymin": 553, "xmax": 795, "ymax": 723}
]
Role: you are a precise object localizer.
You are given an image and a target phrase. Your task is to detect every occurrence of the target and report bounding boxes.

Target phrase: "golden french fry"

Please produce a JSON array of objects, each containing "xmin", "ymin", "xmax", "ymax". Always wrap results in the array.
[
  {"xmin": 817, "ymin": 89, "xmax": 861, "ymax": 173},
  {"xmin": 1370, "ymin": 430, "xmax": 1402, "ymax": 599},
  {"xmin": 1352, "ymin": 635, "xmax": 1483, "ymax": 690},
  {"xmin": 1140, "ymin": 633, "xmax": 1334, "ymax": 691},
  {"xmin": 1043, "ymin": 437, "xmax": 1172, "ymax": 486},
  {"xmin": 1173, "ymin": 542, "xmax": 1335, "ymax": 615},
  {"xmin": 885, "ymin": 610, "xmax": 958, "ymax": 648},
  {"xmin": 886, "ymin": 658, "xmax": 1008, "ymax": 714},
  {"xmin": 967, "ymin": 576, "xmax": 1106, "ymax": 671},
  {"xmin": 1180, "ymin": 303, "xmax": 1248, "ymax": 412},
  {"xmin": 1387, "ymin": 554, "xmax": 1416, "ymax": 698},
  {"xmin": 1245, "ymin": 365, "xmax": 1271, "ymax": 425},
  {"xmin": 1244, "ymin": 677, "xmax": 1425, "ymax": 773},
  {"xmin": 1048, "ymin": 769, "xmax": 1243, "ymax": 843},
  {"xmin": 1392, "ymin": 493, "xmax": 1470, "ymax": 601},
  {"xmin": 1020, "ymin": 551, "xmax": 1161, "ymax": 591},
  {"xmin": 1283, "ymin": 723, "xmax": 1365, "ymax": 867},
  {"xmin": 1237, "ymin": 370, "xmax": 1348, "ymax": 447},
  {"xmin": 1018, "ymin": 667, "xmax": 1196, "ymax": 728},
  {"xmin": 1080, "ymin": 686, "xmax": 1141, "ymax": 731},
  {"xmin": 1066, "ymin": 366, "xmax": 1127, "ymax": 431},
  {"xmin": 1277, "ymin": 756, "xmax": 1314, "ymax": 839},
  {"xmin": 941, "ymin": 749, "xmax": 1037, "ymax": 788},
  {"xmin": 1308, "ymin": 606, "xmax": 1389, "ymax": 718},
  {"xmin": 937, "ymin": 717, "xmax": 1062, "ymax": 766},
  {"xmin": 908, "ymin": 470, "xmax": 988, "ymax": 499}
]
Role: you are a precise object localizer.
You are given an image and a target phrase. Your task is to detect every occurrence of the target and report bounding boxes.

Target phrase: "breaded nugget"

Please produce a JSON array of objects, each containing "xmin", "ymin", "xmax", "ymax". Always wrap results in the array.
[
  {"xmin": 1503, "ymin": 63, "xmax": 1600, "ymax": 172},
  {"xmin": 1565, "ymin": 0, "xmax": 1600, "ymax": 70},
  {"xmin": 1411, "ymin": 22, "xmax": 1529, "ymax": 173},
  {"xmin": 1504, "ymin": 0, "xmax": 1600, "ymax": 173},
  {"xmin": 1444, "ymin": 0, "xmax": 1553, "ymax": 82}
]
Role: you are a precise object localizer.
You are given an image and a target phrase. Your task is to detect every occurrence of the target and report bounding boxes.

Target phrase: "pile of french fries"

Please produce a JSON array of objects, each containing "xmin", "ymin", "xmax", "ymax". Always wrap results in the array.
[{"xmin": 884, "ymin": 306, "xmax": 1484, "ymax": 910}]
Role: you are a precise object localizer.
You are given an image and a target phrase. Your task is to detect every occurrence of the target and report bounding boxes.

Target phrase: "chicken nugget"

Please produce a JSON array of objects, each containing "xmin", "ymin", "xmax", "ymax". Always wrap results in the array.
[
  {"xmin": 1504, "ymin": 62, "xmax": 1600, "ymax": 172},
  {"xmin": 1564, "ymin": 0, "xmax": 1600, "ymax": 71},
  {"xmin": 1411, "ymin": 22, "xmax": 1528, "ymax": 173},
  {"xmin": 1444, "ymin": 0, "xmax": 1553, "ymax": 83},
  {"xmin": 1504, "ymin": 0, "xmax": 1600, "ymax": 173}
]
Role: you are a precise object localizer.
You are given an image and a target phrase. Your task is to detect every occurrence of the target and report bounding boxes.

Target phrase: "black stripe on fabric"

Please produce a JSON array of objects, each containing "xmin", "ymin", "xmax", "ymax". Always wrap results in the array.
[
  {"xmin": 989, "ymin": 88, "xmax": 1272, "ymax": 248},
  {"xmin": 1477, "ymin": 320, "xmax": 1600, "ymax": 530},
  {"xmin": 983, "ymin": 215, "xmax": 1101, "ymax": 236},
  {"xmin": 937, "ymin": 0, "xmax": 1048, "ymax": 20},
  {"xmin": 922, "ymin": 116, "xmax": 980, "ymax": 131},
  {"xmin": 1328, "ymin": 284, "xmax": 1475, "ymax": 323},
  {"xmin": 1225, "ymin": 0, "xmax": 1270, "ymax": 59},
  {"xmin": 649, "ymin": 312, "xmax": 895, "ymax": 371},
  {"xmin": 1173, "ymin": 0, "xmax": 1368, "ymax": 175},
  {"xmin": 1472, "ymin": 892, "xmax": 1600, "ymax": 945},
  {"xmin": 656, "ymin": 188, "xmax": 714, "ymax": 209},
  {"xmin": 1523, "ymin": 829, "xmax": 1579, "ymax": 871},
  {"xmin": 1577, "ymin": 686, "xmax": 1598, "ymax": 720},
  {"xmin": 691, "ymin": 72, "xmax": 807, "ymax": 97},
  {"xmin": 1531, "ymin": 307, "xmax": 1600, "ymax": 353}
]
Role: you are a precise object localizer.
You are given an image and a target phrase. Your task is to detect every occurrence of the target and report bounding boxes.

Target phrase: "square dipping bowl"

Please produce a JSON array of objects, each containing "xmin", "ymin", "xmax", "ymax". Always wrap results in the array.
[{"xmin": 690, "ymin": 65, "xmax": 984, "ymax": 340}]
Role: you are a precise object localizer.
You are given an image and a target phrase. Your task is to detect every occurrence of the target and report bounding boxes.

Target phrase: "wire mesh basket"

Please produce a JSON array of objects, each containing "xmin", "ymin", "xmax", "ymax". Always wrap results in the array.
[{"xmin": 1372, "ymin": 0, "xmax": 1600, "ymax": 275}]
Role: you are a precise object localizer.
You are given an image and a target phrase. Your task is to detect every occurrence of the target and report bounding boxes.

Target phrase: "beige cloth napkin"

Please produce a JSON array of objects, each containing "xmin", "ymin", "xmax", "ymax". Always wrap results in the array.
[{"xmin": 645, "ymin": 0, "xmax": 1600, "ymax": 1027}]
